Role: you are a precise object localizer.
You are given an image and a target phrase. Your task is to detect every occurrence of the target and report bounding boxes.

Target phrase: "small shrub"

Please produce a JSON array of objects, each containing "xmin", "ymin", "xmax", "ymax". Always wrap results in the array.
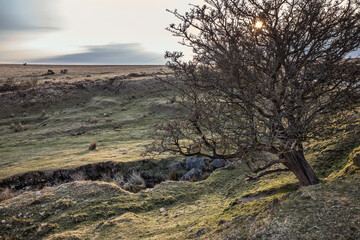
[{"xmin": 89, "ymin": 141, "xmax": 97, "ymax": 151}]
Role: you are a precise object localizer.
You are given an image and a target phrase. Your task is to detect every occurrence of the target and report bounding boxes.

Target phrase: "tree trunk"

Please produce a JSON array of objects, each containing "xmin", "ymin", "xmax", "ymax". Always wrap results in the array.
[{"xmin": 283, "ymin": 150, "xmax": 319, "ymax": 186}]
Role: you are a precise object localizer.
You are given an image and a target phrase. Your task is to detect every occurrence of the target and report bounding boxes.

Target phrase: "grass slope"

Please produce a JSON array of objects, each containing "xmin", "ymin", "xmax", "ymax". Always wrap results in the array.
[
  {"xmin": 0, "ymin": 76, "xmax": 177, "ymax": 180},
  {"xmin": 0, "ymin": 151, "xmax": 358, "ymax": 239}
]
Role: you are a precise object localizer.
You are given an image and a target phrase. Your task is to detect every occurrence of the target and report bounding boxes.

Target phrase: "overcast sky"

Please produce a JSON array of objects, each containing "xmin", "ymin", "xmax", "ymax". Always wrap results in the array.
[
  {"xmin": 0, "ymin": 0, "xmax": 358, "ymax": 65},
  {"xmin": 0, "ymin": 0, "xmax": 201, "ymax": 64}
]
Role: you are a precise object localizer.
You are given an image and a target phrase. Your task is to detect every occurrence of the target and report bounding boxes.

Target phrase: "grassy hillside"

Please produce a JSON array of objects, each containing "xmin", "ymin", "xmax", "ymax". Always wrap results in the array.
[
  {"xmin": 0, "ymin": 66, "xmax": 175, "ymax": 179},
  {"xmin": 0, "ymin": 148, "xmax": 358, "ymax": 239},
  {"xmin": 0, "ymin": 65, "xmax": 359, "ymax": 239}
]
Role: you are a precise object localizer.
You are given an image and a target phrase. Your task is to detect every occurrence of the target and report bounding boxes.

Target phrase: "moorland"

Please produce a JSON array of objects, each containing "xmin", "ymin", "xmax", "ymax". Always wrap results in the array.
[{"xmin": 0, "ymin": 64, "xmax": 359, "ymax": 239}]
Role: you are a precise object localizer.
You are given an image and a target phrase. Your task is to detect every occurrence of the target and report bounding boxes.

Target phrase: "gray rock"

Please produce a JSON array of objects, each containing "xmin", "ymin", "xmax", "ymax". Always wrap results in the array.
[
  {"xmin": 212, "ymin": 159, "xmax": 226, "ymax": 169},
  {"xmin": 180, "ymin": 168, "xmax": 203, "ymax": 181},
  {"xmin": 168, "ymin": 163, "xmax": 183, "ymax": 171},
  {"xmin": 186, "ymin": 157, "xmax": 205, "ymax": 170}
]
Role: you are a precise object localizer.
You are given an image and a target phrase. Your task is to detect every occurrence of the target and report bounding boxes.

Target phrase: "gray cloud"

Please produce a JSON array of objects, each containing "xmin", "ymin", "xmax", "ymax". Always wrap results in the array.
[
  {"xmin": 0, "ymin": 0, "xmax": 59, "ymax": 31},
  {"xmin": 33, "ymin": 43, "xmax": 165, "ymax": 65}
]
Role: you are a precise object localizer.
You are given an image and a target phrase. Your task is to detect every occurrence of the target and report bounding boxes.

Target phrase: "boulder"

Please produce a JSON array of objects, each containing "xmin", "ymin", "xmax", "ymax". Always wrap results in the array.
[
  {"xmin": 211, "ymin": 159, "xmax": 226, "ymax": 169},
  {"xmin": 186, "ymin": 157, "xmax": 205, "ymax": 170},
  {"xmin": 180, "ymin": 168, "xmax": 202, "ymax": 182}
]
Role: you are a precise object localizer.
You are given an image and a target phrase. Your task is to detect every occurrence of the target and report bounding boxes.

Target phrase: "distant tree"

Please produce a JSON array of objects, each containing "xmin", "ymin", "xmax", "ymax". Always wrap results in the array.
[{"xmin": 149, "ymin": 0, "xmax": 360, "ymax": 186}]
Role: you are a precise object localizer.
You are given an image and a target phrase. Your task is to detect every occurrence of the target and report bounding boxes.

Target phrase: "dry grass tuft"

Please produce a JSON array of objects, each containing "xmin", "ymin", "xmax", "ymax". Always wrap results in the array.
[
  {"xmin": 0, "ymin": 188, "xmax": 15, "ymax": 202},
  {"xmin": 89, "ymin": 141, "xmax": 97, "ymax": 151},
  {"xmin": 101, "ymin": 171, "xmax": 113, "ymax": 182},
  {"xmin": 169, "ymin": 168, "xmax": 178, "ymax": 181},
  {"xmin": 123, "ymin": 171, "xmax": 146, "ymax": 193},
  {"xmin": 201, "ymin": 172, "xmax": 211, "ymax": 180},
  {"xmin": 113, "ymin": 172, "xmax": 126, "ymax": 187},
  {"xmin": 22, "ymin": 76, "xmax": 39, "ymax": 89},
  {"xmin": 14, "ymin": 123, "xmax": 26, "ymax": 132},
  {"xmin": 72, "ymin": 171, "xmax": 86, "ymax": 181}
]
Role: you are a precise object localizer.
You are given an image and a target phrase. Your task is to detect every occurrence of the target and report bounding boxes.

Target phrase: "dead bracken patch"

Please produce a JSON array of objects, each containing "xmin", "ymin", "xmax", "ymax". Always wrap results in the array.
[{"xmin": 89, "ymin": 141, "xmax": 97, "ymax": 151}]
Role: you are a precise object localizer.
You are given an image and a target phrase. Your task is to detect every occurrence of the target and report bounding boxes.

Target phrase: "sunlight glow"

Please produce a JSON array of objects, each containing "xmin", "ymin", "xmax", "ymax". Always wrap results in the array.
[{"xmin": 255, "ymin": 20, "xmax": 264, "ymax": 29}]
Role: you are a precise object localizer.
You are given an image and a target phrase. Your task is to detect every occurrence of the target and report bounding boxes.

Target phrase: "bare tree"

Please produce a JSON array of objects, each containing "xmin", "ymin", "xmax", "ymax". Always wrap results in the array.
[{"xmin": 149, "ymin": 0, "xmax": 360, "ymax": 186}]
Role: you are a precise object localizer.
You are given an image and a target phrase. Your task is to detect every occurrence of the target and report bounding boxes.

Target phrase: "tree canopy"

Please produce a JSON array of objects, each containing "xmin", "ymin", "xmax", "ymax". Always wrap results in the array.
[{"xmin": 149, "ymin": 0, "xmax": 360, "ymax": 186}]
